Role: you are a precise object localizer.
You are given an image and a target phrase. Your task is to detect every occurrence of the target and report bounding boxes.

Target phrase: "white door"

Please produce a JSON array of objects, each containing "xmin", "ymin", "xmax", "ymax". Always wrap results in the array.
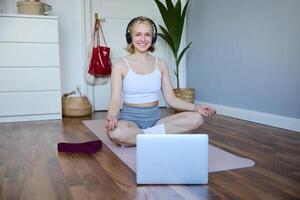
[{"xmin": 84, "ymin": 0, "xmax": 177, "ymax": 111}]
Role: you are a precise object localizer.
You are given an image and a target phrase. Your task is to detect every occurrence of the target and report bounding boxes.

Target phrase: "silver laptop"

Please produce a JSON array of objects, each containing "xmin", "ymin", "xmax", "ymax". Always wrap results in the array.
[{"xmin": 136, "ymin": 134, "xmax": 208, "ymax": 184}]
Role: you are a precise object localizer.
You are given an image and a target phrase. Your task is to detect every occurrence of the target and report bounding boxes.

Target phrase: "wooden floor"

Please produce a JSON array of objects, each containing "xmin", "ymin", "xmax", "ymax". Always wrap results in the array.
[{"xmin": 0, "ymin": 109, "xmax": 299, "ymax": 200}]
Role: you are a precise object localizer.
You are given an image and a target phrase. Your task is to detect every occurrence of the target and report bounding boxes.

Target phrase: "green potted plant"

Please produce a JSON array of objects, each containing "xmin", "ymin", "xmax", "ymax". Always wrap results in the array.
[{"xmin": 154, "ymin": 0, "xmax": 194, "ymax": 104}]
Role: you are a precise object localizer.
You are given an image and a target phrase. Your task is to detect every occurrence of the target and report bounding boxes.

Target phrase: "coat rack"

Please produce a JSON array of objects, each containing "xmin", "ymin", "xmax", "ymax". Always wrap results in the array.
[{"xmin": 95, "ymin": 13, "xmax": 105, "ymax": 22}]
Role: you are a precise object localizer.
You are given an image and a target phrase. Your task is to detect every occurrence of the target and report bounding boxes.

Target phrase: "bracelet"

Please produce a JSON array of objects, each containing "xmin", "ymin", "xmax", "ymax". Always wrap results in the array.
[{"xmin": 193, "ymin": 104, "xmax": 199, "ymax": 112}]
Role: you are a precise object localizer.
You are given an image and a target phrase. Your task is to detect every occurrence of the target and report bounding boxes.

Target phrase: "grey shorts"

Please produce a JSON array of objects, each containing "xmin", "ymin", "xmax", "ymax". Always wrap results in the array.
[{"xmin": 119, "ymin": 105, "xmax": 161, "ymax": 129}]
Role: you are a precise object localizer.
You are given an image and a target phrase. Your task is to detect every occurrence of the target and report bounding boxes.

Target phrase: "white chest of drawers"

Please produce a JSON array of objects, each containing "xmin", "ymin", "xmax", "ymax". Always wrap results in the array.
[{"xmin": 0, "ymin": 14, "xmax": 62, "ymax": 122}]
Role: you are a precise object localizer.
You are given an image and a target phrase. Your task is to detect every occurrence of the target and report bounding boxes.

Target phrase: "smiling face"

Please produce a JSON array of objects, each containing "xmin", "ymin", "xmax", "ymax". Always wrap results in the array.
[
  {"xmin": 130, "ymin": 21, "xmax": 154, "ymax": 53},
  {"xmin": 132, "ymin": 23, "xmax": 152, "ymax": 52}
]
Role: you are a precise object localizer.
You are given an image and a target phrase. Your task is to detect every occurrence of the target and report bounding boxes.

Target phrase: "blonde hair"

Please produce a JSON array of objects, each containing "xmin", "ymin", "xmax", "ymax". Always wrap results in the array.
[{"xmin": 126, "ymin": 16, "xmax": 155, "ymax": 54}]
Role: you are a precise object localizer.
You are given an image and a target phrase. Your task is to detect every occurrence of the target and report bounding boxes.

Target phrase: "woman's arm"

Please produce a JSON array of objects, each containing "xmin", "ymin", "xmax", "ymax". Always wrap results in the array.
[
  {"xmin": 160, "ymin": 59, "xmax": 216, "ymax": 117},
  {"xmin": 106, "ymin": 60, "xmax": 123, "ymax": 130},
  {"xmin": 160, "ymin": 60, "xmax": 194, "ymax": 111}
]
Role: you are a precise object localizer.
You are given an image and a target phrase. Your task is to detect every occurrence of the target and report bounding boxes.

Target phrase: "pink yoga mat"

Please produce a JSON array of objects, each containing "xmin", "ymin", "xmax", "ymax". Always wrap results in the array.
[{"xmin": 83, "ymin": 120, "xmax": 255, "ymax": 172}]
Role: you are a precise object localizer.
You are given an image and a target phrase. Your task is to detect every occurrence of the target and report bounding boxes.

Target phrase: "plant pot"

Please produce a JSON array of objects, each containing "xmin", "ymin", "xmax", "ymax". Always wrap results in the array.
[{"xmin": 173, "ymin": 88, "xmax": 195, "ymax": 112}]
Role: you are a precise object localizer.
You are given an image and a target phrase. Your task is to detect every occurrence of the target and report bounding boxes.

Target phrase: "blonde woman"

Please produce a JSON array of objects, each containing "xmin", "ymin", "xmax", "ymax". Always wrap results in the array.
[{"xmin": 105, "ymin": 16, "xmax": 216, "ymax": 146}]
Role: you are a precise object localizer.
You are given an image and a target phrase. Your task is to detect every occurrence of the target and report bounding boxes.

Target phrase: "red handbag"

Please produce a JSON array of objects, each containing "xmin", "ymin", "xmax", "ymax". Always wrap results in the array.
[{"xmin": 88, "ymin": 17, "xmax": 112, "ymax": 77}]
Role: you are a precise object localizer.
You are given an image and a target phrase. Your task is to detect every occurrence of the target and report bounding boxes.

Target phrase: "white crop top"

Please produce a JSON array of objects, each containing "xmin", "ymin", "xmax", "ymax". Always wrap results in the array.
[{"xmin": 122, "ymin": 57, "xmax": 162, "ymax": 104}]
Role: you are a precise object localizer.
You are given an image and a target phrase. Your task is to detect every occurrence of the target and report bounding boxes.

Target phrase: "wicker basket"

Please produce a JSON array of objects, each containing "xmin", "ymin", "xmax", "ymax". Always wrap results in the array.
[
  {"xmin": 62, "ymin": 94, "xmax": 92, "ymax": 117},
  {"xmin": 173, "ymin": 88, "xmax": 195, "ymax": 112},
  {"xmin": 17, "ymin": 1, "xmax": 42, "ymax": 15}
]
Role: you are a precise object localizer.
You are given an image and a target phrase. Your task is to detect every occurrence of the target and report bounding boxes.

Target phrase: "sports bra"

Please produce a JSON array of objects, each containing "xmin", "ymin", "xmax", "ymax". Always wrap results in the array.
[{"xmin": 122, "ymin": 57, "xmax": 162, "ymax": 104}]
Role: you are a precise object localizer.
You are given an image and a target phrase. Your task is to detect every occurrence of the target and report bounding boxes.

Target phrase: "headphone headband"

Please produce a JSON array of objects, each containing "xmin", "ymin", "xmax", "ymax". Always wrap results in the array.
[{"xmin": 125, "ymin": 16, "xmax": 157, "ymax": 44}]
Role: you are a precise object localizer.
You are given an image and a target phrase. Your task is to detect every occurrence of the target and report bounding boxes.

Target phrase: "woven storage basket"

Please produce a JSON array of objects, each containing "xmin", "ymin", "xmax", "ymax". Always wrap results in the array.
[
  {"xmin": 62, "ymin": 94, "xmax": 92, "ymax": 117},
  {"xmin": 17, "ymin": 1, "xmax": 42, "ymax": 15},
  {"xmin": 173, "ymin": 88, "xmax": 195, "ymax": 112}
]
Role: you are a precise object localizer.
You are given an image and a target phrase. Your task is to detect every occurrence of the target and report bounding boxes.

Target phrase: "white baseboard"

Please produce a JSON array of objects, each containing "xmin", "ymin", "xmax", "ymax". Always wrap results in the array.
[
  {"xmin": 0, "ymin": 113, "xmax": 62, "ymax": 123},
  {"xmin": 197, "ymin": 101, "xmax": 300, "ymax": 132}
]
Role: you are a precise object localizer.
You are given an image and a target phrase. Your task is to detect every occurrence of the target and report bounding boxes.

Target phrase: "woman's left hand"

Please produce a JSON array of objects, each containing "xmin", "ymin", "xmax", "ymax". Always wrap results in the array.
[{"xmin": 196, "ymin": 104, "xmax": 216, "ymax": 117}]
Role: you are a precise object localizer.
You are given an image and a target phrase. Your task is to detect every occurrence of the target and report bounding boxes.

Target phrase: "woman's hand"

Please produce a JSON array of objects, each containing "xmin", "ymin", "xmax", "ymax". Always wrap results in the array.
[
  {"xmin": 105, "ymin": 115, "xmax": 118, "ymax": 130},
  {"xmin": 195, "ymin": 104, "xmax": 216, "ymax": 117}
]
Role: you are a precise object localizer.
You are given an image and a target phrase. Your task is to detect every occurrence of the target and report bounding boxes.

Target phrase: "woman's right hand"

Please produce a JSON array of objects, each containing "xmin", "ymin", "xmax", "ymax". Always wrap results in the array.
[{"xmin": 105, "ymin": 115, "xmax": 118, "ymax": 130}]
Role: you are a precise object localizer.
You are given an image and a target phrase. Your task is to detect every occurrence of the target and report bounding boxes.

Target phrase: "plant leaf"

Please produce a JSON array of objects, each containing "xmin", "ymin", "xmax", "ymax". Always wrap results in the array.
[
  {"xmin": 165, "ymin": 0, "xmax": 180, "ymax": 51},
  {"xmin": 175, "ymin": 0, "xmax": 181, "ymax": 14},
  {"xmin": 154, "ymin": 0, "xmax": 173, "ymax": 32},
  {"xmin": 166, "ymin": 0, "xmax": 175, "ymax": 11},
  {"xmin": 177, "ymin": 0, "xmax": 189, "ymax": 46},
  {"xmin": 178, "ymin": 0, "xmax": 189, "ymax": 50},
  {"xmin": 173, "ymin": 0, "xmax": 182, "ymax": 51},
  {"xmin": 165, "ymin": 0, "xmax": 176, "ymax": 34},
  {"xmin": 154, "ymin": 0, "xmax": 169, "ymax": 25},
  {"xmin": 155, "ymin": 0, "xmax": 192, "ymax": 84},
  {"xmin": 177, "ymin": 41, "xmax": 192, "ymax": 66},
  {"xmin": 158, "ymin": 32, "xmax": 176, "ymax": 56},
  {"xmin": 158, "ymin": 26, "xmax": 176, "ymax": 53},
  {"xmin": 155, "ymin": 0, "xmax": 179, "ymax": 46}
]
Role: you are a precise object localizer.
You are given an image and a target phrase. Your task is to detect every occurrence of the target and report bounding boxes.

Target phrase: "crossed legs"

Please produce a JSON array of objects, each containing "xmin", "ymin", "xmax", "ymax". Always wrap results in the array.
[
  {"xmin": 107, "ymin": 120, "xmax": 142, "ymax": 146},
  {"xmin": 156, "ymin": 111, "xmax": 204, "ymax": 134},
  {"xmin": 107, "ymin": 111, "xmax": 204, "ymax": 146}
]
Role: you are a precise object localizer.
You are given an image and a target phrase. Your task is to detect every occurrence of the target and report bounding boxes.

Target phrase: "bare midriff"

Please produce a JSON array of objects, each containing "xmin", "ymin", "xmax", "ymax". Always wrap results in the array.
[{"xmin": 124, "ymin": 100, "xmax": 159, "ymax": 108}]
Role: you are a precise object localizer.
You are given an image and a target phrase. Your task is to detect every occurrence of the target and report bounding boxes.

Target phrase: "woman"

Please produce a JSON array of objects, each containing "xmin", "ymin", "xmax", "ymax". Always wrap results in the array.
[{"xmin": 105, "ymin": 16, "xmax": 216, "ymax": 146}]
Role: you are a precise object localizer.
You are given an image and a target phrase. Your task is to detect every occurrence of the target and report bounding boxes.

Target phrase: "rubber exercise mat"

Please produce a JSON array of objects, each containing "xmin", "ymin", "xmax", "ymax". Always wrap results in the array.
[{"xmin": 83, "ymin": 120, "xmax": 255, "ymax": 172}]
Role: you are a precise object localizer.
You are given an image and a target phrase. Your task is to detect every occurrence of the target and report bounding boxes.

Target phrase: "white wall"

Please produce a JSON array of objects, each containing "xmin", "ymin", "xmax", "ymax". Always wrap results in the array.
[
  {"xmin": 1, "ymin": 0, "xmax": 85, "ymax": 94},
  {"xmin": 44, "ymin": 0, "xmax": 85, "ymax": 94},
  {"xmin": 1, "ymin": 0, "xmax": 187, "ymax": 101}
]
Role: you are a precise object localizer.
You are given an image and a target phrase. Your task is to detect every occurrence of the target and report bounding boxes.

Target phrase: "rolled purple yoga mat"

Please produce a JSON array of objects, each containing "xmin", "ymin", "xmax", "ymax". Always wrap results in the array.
[{"xmin": 58, "ymin": 140, "xmax": 102, "ymax": 153}]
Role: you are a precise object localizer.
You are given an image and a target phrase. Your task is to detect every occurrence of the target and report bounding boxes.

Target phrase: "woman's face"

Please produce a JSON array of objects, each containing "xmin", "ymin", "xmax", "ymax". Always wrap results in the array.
[{"xmin": 131, "ymin": 22, "xmax": 153, "ymax": 53}]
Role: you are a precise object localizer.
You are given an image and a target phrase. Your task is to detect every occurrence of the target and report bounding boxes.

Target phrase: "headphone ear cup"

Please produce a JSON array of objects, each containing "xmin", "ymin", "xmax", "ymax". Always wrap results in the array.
[
  {"xmin": 126, "ymin": 32, "xmax": 132, "ymax": 44},
  {"xmin": 152, "ymin": 34, "xmax": 157, "ymax": 44}
]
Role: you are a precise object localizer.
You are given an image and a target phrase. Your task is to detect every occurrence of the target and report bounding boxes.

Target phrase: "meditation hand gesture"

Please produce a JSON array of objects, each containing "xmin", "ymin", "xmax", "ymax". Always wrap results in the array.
[
  {"xmin": 194, "ymin": 104, "xmax": 216, "ymax": 117},
  {"xmin": 105, "ymin": 115, "xmax": 118, "ymax": 130}
]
